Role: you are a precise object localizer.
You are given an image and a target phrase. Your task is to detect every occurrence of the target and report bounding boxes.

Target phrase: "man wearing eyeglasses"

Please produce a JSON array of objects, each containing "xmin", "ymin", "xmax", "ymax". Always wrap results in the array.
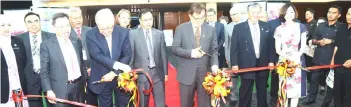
[
  {"xmin": 86, "ymin": 8, "xmax": 132, "ymax": 107},
  {"xmin": 172, "ymin": 3, "xmax": 219, "ymax": 107},
  {"xmin": 18, "ymin": 12, "xmax": 54, "ymax": 107},
  {"xmin": 230, "ymin": 3, "xmax": 274, "ymax": 107}
]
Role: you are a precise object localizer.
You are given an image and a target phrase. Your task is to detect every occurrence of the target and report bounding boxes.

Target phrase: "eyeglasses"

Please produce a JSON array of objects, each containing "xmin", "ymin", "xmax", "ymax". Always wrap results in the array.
[
  {"xmin": 140, "ymin": 18, "xmax": 153, "ymax": 21},
  {"xmin": 191, "ymin": 15, "xmax": 205, "ymax": 20},
  {"xmin": 98, "ymin": 25, "xmax": 114, "ymax": 31},
  {"xmin": 231, "ymin": 13, "xmax": 239, "ymax": 16}
]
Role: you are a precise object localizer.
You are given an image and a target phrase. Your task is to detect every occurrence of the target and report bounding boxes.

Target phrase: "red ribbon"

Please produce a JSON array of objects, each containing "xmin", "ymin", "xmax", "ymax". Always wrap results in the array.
[
  {"xmin": 225, "ymin": 64, "xmax": 342, "ymax": 73},
  {"xmin": 24, "ymin": 95, "xmax": 96, "ymax": 107}
]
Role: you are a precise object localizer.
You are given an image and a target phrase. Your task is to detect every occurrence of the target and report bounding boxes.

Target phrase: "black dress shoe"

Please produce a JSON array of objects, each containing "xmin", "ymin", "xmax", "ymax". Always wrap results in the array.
[
  {"xmin": 229, "ymin": 100, "xmax": 237, "ymax": 106},
  {"xmin": 302, "ymin": 99, "xmax": 316, "ymax": 105}
]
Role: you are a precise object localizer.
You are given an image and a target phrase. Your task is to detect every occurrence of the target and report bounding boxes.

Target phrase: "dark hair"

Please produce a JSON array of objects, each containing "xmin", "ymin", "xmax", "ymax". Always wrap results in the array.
[
  {"xmin": 207, "ymin": 8, "xmax": 216, "ymax": 14},
  {"xmin": 247, "ymin": 3, "xmax": 261, "ymax": 11},
  {"xmin": 306, "ymin": 8, "xmax": 315, "ymax": 14},
  {"xmin": 138, "ymin": 8, "xmax": 152, "ymax": 19},
  {"xmin": 279, "ymin": 3, "xmax": 298, "ymax": 23},
  {"xmin": 219, "ymin": 16, "xmax": 229, "ymax": 22},
  {"xmin": 317, "ymin": 17, "xmax": 327, "ymax": 22},
  {"xmin": 329, "ymin": 5, "xmax": 342, "ymax": 14},
  {"xmin": 24, "ymin": 12, "xmax": 40, "ymax": 22},
  {"xmin": 52, "ymin": 12, "xmax": 69, "ymax": 25},
  {"xmin": 188, "ymin": 3, "xmax": 206, "ymax": 15}
]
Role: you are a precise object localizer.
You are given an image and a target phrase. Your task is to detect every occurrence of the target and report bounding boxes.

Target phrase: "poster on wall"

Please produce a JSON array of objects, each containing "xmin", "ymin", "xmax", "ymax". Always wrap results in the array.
[
  {"xmin": 267, "ymin": 2, "xmax": 286, "ymax": 21},
  {"xmin": 4, "ymin": 10, "xmax": 30, "ymax": 36},
  {"xmin": 232, "ymin": 2, "xmax": 266, "ymax": 22},
  {"xmin": 32, "ymin": 7, "xmax": 69, "ymax": 33}
]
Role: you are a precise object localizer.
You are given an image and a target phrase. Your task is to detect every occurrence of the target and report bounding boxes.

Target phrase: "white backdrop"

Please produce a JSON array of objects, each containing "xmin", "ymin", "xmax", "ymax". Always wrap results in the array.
[{"xmin": 4, "ymin": 10, "xmax": 30, "ymax": 36}]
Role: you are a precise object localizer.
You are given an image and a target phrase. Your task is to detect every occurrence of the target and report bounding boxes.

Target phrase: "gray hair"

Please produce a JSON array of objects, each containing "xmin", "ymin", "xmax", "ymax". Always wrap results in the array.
[
  {"xmin": 68, "ymin": 7, "xmax": 82, "ymax": 16},
  {"xmin": 247, "ymin": 3, "xmax": 261, "ymax": 11},
  {"xmin": 95, "ymin": 8, "xmax": 115, "ymax": 25}
]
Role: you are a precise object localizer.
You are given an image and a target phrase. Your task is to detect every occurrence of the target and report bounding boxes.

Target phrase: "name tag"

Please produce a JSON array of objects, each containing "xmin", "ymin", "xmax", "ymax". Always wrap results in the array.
[{"xmin": 82, "ymin": 49, "xmax": 87, "ymax": 60}]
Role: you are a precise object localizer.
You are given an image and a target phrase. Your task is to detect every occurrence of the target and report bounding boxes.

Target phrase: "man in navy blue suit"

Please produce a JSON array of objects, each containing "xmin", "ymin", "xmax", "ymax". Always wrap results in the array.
[
  {"xmin": 206, "ymin": 8, "xmax": 225, "ymax": 68},
  {"xmin": 230, "ymin": 3, "xmax": 274, "ymax": 107},
  {"xmin": 86, "ymin": 8, "xmax": 132, "ymax": 107}
]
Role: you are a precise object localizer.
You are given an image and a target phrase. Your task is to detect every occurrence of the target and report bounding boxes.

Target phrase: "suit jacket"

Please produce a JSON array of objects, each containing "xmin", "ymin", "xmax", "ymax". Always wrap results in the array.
[
  {"xmin": 71, "ymin": 26, "xmax": 92, "ymax": 68},
  {"xmin": 18, "ymin": 31, "xmax": 54, "ymax": 97},
  {"xmin": 208, "ymin": 22, "xmax": 225, "ymax": 49},
  {"xmin": 39, "ymin": 35, "xmax": 87, "ymax": 99},
  {"xmin": 230, "ymin": 21, "xmax": 274, "ymax": 79},
  {"xmin": 86, "ymin": 25, "xmax": 132, "ymax": 94},
  {"xmin": 129, "ymin": 28, "xmax": 168, "ymax": 82},
  {"xmin": 1, "ymin": 36, "xmax": 27, "ymax": 103},
  {"xmin": 172, "ymin": 22, "xmax": 218, "ymax": 85}
]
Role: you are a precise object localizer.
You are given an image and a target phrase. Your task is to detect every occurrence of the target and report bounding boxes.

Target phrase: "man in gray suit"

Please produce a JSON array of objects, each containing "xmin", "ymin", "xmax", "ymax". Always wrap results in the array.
[
  {"xmin": 129, "ymin": 8, "xmax": 168, "ymax": 107},
  {"xmin": 68, "ymin": 7, "xmax": 96, "ymax": 105},
  {"xmin": 40, "ymin": 13, "xmax": 87, "ymax": 107},
  {"xmin": 172, "ymin": 3, "xmax": 219, "ymax": 107}
]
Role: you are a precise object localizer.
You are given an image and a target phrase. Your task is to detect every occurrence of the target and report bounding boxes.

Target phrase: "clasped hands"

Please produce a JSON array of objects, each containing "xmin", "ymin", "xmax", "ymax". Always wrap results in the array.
[
  {"xmin": 318, "ymin": 38, "xmax": 333, "ymax": 46},
  {"xmin": 191, "ymin": 47, "xmax": 207, "ymax": 58},
  {"xmin": 102, "ymin": 62, "xmax": 131, "ymax": 82}
]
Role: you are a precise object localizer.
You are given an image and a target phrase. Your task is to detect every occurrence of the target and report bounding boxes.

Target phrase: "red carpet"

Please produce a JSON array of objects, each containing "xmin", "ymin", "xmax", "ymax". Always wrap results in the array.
[{"xmin": 149, "ymin": 63, "xmax": 198, "ymax": 107}]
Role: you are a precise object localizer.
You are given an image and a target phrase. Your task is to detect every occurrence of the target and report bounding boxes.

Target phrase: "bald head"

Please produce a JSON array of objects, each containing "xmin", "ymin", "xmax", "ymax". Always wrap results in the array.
[
  {"xmin": 0, "ymin": 14, "xmax": 12, "ymax": 36},
  {"xmin": 229, "ymin": 7, "xmax": 241, "ymax": 23}
]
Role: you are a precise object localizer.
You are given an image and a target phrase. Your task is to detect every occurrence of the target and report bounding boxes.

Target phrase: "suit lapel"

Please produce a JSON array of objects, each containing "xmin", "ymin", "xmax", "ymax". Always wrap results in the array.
[
  {"xmin": 259, "ymin": 22, "xmax": 265, "ymax": 54},
  {"xmin": 245, "ymin": 21, "xmax": 255, "ymax": 53},
  {"xmin": 71, "ymin": 28, "xmax": 78, "ymax": 38},
  {"xmin": 200, "ymin": 24, "xmax": 207, "ymax": 47},
  {"xmin": 138, "ymin": 28, "xmax": 150, "ymax": 56},
  {"xmin": 111, "ymin": 27, "xmax": 119, "ymax": 60},
  {"xmin": 52, "ymin": 36, "xmax": 67, "ymax": 68},
  {"xmin": 23, "ymin": 32, "xmax": 33, "ymax": 62},
  {"xmin": 96, "ymin": 31, "xmax": 111, "ymax": 58},
  {"xmin": 70, "ymin": 37, "xmax": 81, "ymax": 64},
  {"xmin": 188, "ymin": 22, "xmax": 196, "ymax": 48}
]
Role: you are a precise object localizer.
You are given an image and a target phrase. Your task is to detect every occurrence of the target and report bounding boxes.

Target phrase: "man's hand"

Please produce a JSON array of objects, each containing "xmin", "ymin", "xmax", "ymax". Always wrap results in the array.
[
  {"xmin": 211, "ymin": 65, "xmax": 219, "ymax": 74},
  {"xmin": 318, "ymin": 40, "xmax": 326, "ymax": 46},
  {"xmin": 165, "ymin": 75, "xmax": 168, "ymax": 82},
  {"xmin": 101, "ymin": 72, "xmax": 117, "ymax": 82},
  {"xmin": 120, "ymin": 64, "xmax": 131, "ymax": 72},
  {"xmin": 322, "ymin": 38, "xmax": 333, "ymax": 45},
  {"xmin": 191, "ymin": 48, "xmax": 204, "ymax": 58},
  {"xmin": 47, "ymin": 90, "xmax": 57, "ymax": 104},
  {"xmin": 87, "ymin": 68, "xmax": 91, "ymax": 76},
  {"xmin": 343, "ymin": 59, "xmax": 351, "ymax": 68},
  {"xmin": 232, "ymin": 65, "xmax": 239, "ymax": 71},
  {"xmin": 268, "ymin": 63, "xmax": 274, "ymax": 71}
]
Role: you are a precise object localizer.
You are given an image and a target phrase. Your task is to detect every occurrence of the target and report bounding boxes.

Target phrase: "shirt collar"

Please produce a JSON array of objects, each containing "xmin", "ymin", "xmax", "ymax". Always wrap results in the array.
[
  {"xmin": 29, "ymin": 31, "xmax": 41, "ymax": 37},
  {"xmin": 248, "ymin": 20, "xmax": 259, "ymax": 26},
  {"xmin": 326, "ymin": 21, "xmax": 340, "ymax": 28}
]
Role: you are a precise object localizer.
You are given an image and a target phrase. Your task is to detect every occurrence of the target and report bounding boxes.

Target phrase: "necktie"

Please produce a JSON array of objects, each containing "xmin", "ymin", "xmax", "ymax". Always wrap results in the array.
[
  {"xmin": 252, "ymin": 23, "xmax": 260, "ymax": 58},
  {"xmin": 32, "ymin": 35, "xmax": 40, "ymax": 73},
  {"xmin": 145, "ymin": 31, "xmax": 155, "ymax": 68},
  {"xmin": 77, "ymin": 29, "xmax": 81, "ymax": 39},
  {"xmin": 195, "ymin": 27, "xmax": 201, "ymax": 47}
]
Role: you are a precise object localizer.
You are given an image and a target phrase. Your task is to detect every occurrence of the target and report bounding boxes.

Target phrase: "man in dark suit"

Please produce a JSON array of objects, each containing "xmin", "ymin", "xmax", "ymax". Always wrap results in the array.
[
  {"xmin": 86, "ymin": 8, "xmax": 132, "ymax": 107},
  {"xmin": 68, "ymin": 7, "xmax": 96, "ymax": 106},
  {"xmin": 172, "ymin": 3, "xmax": 219, "ymax": 107},
  {"xmin": 230, "ymin": 3, "xmax": 274, "ymax": 107},
  {"xmin": 206, "ymin": 8, "xmax": 225, "ymax": 68},
  {"xmin": 40, "ymin": 13, "xmax": 87, "ymax": 107},
  {"xmin": 129, "ymin": 8, "xmax": 168, "ymax": 107},
  {"xmin": 18, "ymin": 12, "xmax": 54, "ymax": 107},
  {"xmin": 0, "ymin": 15, "xmax": 28, "ymax": 105}
]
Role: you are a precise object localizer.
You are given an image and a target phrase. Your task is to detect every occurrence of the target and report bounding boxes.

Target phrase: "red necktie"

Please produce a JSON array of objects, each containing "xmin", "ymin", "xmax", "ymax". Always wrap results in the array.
[{"xmin": 77, "ymin": 29, "xmax": 81, "ymax": 39}]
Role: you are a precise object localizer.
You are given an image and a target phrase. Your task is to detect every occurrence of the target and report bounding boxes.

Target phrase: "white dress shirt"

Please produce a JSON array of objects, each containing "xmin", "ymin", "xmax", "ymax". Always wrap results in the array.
[
  {"xmin": 248, "ymin": 20, "xmax": 261, "ymax": 58},
  {"xmin": 57, "ymin": 37, "xmax": 81, "ymax": 81},
  {"xmin": 29, "ymin": 32, "xmax": 42, "ymax": 73}
]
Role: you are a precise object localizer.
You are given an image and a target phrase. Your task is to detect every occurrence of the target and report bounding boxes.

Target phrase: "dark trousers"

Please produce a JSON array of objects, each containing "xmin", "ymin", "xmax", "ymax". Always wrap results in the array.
[
  {"xmin": 304, "ymin": 55, "xmax": 313, "ymax": 83},
  {"xmin": 49, "ymin": 79, "xmax": 84, "ymax": 107},
  {"xmin": 85, "ymin": 88, "xmax": 98, "ymax": 106},
  {"xmin": 218, "ymin": 46, "xmax": 226, "ymax": 68},
  {"xmin": 179, "ymin": 70, "xmax": 210, "ymax": 107},
  {"xmin": 307, "ymin": 68, "xmax": 329, "ymax": 100},
  {"xmin": 239, "ymin": 74, "xmax": 268, "ymax": 107},
  {"xmin": 97, "ymin": 81, "xmax": 133, "ymax": 107},
  {"xmin": 334, "ymin": 68, "xmax": 351, "ymax": 107},
  {"xmin": 321, "ymin": 87, "xmax": 333, "ymax": 107},
  {"xmin": 270, "ymin": 70, "xmax": 279, "ymax": 103},
  {"xmin": 137, "ymin": 68, "xmax": 165, "ymax": 107}
]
